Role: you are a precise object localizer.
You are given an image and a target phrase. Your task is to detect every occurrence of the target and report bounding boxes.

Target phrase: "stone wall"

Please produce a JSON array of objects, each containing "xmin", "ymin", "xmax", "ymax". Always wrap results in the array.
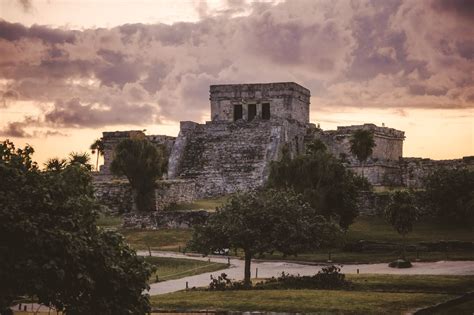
[
  {"xmin": 318, "ymin": 124, "xmax": 405, "ymax": 164},
  {"xmin": 93, "ymin": 180, "xmax": 133, "ymax": 213},
  {"xmin": 168, "ymin": 119, "xmax": 307, "ymax": 197},
  {"xmin": 100, "ymin": 130, "xmax": 176, "ymax": 176},
  {"xmin": 400, "ymin": 156, "xmax": 474, "ymax": 188},
  {"xmin": 93, "ymin": 179, "xmax": 196, "ymax": 213},
  {"xmin": 210, "ymin": 82, "xmax": 311, "ymax": 124}
]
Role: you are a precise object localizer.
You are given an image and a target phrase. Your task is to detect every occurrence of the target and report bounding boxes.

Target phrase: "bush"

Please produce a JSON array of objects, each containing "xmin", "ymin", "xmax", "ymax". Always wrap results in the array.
[
  {"xmin": 256, "ymin": 265, "xmax": 351, "ymax": 290},
  {"xmin": 388, "ymin": 259, "xmax": 413, "ymax": 268},
  {"xmin": 208, "ymin": 273, "xmax": 247, "ymax": 291}
]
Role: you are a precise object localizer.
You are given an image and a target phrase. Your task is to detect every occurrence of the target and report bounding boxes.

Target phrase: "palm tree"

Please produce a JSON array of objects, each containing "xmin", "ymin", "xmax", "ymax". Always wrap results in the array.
[
  {"xmin": 110, "ymin": 138, "xmax": 167, "ymax": 212},
  {"xmin": 44, "ymin": 158, "xmax": 67, "ymax": 172},
  {"xmin": 349, "ymin": 129, "xmax": 376, "ymax": 176},
  {"xmin": 69, "ymin": 152, "xmax": 92, "ymax": 171},
  {"xmin": 90, "ymin": 138, "xmax": 105, "ymax": 172}
]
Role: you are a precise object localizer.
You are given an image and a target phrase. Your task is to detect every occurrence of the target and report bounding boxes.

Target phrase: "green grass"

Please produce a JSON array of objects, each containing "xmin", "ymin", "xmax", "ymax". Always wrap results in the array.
[
  {"xmin": 166, "ymin": 196, "xmax": 229, "ymax": 211},
  {"xmin": 432, "ymin": 298, "xmax": 474, "ymax": 314},
  {"xmin": 348, "ymin": 274, "xmax": 474, "ymax": 294},
  {"xmin": 144, "ymin": 256, "xmax": 228, "ymax": 283},
  {"xmin": 121, "ymin": 228, "xmax": 193, "ymax": 251},
  {"xmin": 151, "ymin": 274, "xmax": 474, "ymax": 313},
  {"xmin": 96, "ymin": 214, "xmax": 123, "ymax": 229},
  {"xmin": 261, "ymin": 249, "xmax": 473, "ymax": 264},
  {"xmin": 120, "ymin": 215, "xmax": 472, "ymax": 263},
  {"xmin": 347, "ymin": 216, "xmax": 473, "ymax": 243},
  {"xmin": 151, "ymin": 290, "xmax": 454, "ymax": 313}
]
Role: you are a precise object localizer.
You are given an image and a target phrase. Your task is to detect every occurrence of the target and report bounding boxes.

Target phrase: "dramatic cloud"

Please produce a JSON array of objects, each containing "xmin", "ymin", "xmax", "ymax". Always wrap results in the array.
[
  {"xmin": 0, "ymin": 0, "xmax": 473, "ymax": 137},
  {"xmin": 44, "ymin": 97, "xmax": 157, "ymax": 128}
]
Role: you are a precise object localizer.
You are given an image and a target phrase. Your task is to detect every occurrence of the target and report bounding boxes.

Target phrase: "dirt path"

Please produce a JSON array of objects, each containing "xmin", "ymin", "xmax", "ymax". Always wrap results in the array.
[{"xmin": 138, "ymin": 251, "xmax": 474, "ymax": 296}]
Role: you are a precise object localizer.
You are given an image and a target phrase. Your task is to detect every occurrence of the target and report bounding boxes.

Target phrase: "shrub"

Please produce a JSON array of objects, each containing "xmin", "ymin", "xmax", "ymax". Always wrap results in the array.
[{"xmin": 256, "ymin": 265, "xmax": 351, "ymax": 290}]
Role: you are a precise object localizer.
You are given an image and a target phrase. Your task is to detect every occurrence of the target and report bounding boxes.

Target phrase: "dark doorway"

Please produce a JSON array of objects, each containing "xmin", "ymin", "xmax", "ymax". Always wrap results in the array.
[
  {"xmin": 234, "ymin": 104, "xmax": 243, "ymax": 121},
  {"xmin": 248, "ymin": 104, "xmax": 256, "ymax": 121},
  {"xmin": 262, "ymin": 103, "xmax": 270, "ymax": 120}
]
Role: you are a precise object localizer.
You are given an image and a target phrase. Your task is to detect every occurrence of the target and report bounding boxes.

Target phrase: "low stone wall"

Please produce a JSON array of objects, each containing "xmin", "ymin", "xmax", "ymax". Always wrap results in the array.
[
  {"xmin": 122, "ymin": 210, "xmax": 210, "ymax": 229},
  {"xmin": 94, "ymin": 180, "xmax": 133, "ymax": 213},
  {"xmin": 93, "ymin": 179, "xmax": 196, "ymax": 213}
]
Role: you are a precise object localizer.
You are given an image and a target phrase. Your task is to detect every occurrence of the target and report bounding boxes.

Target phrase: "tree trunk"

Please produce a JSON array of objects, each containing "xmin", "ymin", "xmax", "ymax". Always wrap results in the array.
[
  {"xmin": 96, "ymin": 153, "xmax": 99, "ymax": 172},
  {"xmin": 244, "ymin": 251, "xmax": 252, "ymax": 287},
  {"xmin": 131, "ymin": 189, "xmax": 139, "ymax": 212},
  {"xmin": 402, "ymin": 234, "xmax": 406, "ymax": 260}
]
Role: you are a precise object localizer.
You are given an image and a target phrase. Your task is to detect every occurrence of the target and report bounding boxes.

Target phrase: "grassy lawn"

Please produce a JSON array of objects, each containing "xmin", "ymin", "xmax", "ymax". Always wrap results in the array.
[
  {"xmin": 347, "ymin": 216, "xmax": 473, "ymax": 243},
  {"xmin": 151, "ymin": 290, "xmax": 454, "ymax": 313},
  {"xmin": 262, "ymin": 249, "xmax": 473, "ymax": 264},
  {"xmin": 151, "ymin": 274, "xmax": 474, "ymax": 313},
  {"xmin": 96, "ymin": 214, "xmax": 123, "ymax": 229},
  {"xmin": 166, "ymin": 196, "xmax": 229, "ymax": 211},
  {"xmin": 121, "ymin": 228, "xmax": 193, "ymax": 251},
  {"xmin": 144, "ymin": 256, "xmax": 228, "ymax": 283},
  {"xmin": 431, "ymin": 298, "xmax": 474, "ymax": 314},
  {"xmin": 118, "ymin": 215, "xmax": 472, "ymax": 263},
  {"xmin": 348, "ymin": 274, "xmax": 474, "ymax": 294}
]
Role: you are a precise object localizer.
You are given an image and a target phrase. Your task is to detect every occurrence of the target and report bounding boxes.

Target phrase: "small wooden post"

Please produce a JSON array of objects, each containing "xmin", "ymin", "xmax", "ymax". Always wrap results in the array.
[
  {"xmin": 186, "ymin": 281, "xmax": 189, "ymax": 291},
  {"xmin": 357, "ymin": 268, "xmax": 359, "ymax": 274},
  {"xmin": 255, "ymin": 267, "xmax": 258, "ymax": 279},
  {"xmin": 227, "ymin": 257, "xmax": 230, "ymax": 266},
  {"xmin": 148, "ymin": 245, "xmax": 152, "ymax": 257}
]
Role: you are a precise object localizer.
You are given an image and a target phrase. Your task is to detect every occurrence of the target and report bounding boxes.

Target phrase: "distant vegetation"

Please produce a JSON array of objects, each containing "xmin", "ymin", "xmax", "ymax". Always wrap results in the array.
[
  {"xmin": 268, "ymin": 140, "xmax": 371, "ymax": 229},
  {"xmin": 111, "ymin": 138, "xmax": 168, "ymax": 212}
]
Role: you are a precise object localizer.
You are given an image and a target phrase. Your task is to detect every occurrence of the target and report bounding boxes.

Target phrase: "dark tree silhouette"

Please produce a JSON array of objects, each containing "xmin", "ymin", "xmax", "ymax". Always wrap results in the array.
[
  {"xmin": 90, "ymin": 138, "xmax": 105, "ymax": 172},
  {"xmin": 110, "ymin": 138, "xmax": 167, "ymax": 212},
  {"xmin": 349, "ymin": 129, "xmax": 376, "ymax": 176},
  {"xmin": 385, "ymin": 191, "xmax": 419, "ymax": 260}
]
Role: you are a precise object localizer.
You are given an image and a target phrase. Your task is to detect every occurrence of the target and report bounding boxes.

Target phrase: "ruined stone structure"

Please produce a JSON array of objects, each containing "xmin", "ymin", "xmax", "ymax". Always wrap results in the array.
[{"xmin": 95, "ymin": 82, "xmax": 473, "ymax": 212}]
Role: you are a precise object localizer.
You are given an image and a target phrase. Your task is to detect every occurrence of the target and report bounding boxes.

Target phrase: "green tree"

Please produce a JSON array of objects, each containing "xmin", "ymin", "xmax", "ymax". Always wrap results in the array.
[
  {"xmin": 90, "ymin": 138, "xmax": 105, "ymax": 172},
  {"xmin": 68, "ymin": 151, "xmax": 92, "ymax": 170},
  {"xmin": 268, "ymin": 140, "xmax": 370, "ymax": 229},
  {"xmin": 384, "ymin": 191, "xmax": 419, "ymax": 260},
  {"xmin": 423, "ymin": 168, "xmax": 474, "ymax": 226},
  {"xmin": 0, "ymin": 140, "xmax": 153, "ymax": 314},
  {"xmin": 349, "ymin": 129, "xmax": 376, "ymax": 176},
  {"xmin": 189, "ymin": 189, "xmax": 342, "ymax": 286},
  {"xmin": 110, "ymin": 138, "xmax": 167, "ymax": 212},
  {"xmin": 44, "ymin": 157, "xmax": 67, "ymax": 172}
]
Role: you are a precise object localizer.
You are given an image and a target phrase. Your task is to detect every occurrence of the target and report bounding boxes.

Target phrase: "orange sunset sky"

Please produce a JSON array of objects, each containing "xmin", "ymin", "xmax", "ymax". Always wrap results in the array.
[{"xmin": 1, "ymin": 0, "xmax": 473, "ymax": 166}]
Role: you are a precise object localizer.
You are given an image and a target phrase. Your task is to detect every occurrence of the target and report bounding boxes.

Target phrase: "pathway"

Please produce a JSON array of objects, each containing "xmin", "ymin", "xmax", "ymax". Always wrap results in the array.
[{"xmin": 138, "ymin": 251, "xmax": 474, "ymax": 296}]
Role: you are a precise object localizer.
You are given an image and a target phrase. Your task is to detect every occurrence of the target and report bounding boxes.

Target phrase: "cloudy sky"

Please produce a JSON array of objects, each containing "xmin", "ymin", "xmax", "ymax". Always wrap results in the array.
[{"xmin": 0, "ymin": 0, "xmax": 473, "ymax": 165}]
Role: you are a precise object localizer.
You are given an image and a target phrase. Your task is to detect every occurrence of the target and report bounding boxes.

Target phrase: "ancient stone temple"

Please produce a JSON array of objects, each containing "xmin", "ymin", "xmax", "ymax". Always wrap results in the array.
[{"xmin": 95, "ymin": 82, "xmax": 473, "ymax": 211}]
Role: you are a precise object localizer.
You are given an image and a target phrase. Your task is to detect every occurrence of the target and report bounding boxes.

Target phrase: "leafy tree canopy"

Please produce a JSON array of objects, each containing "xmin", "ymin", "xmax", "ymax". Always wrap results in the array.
[
  {"xmin": 110, "ymin": 138, "xmax": 167, "ymax": 212},
  {"xmin": 385, "ymin": 190, "xmax": 419, "ymax": 236},
  {"xmin": 267, "ymin": 140, "xmax": 370, "ymax": 229},
  {"xmin": 349, "ymin": 129, "xmax": 376, "ymax": 163},
  {"xmin": 0, "ymin": 140, "xmax": 153, "ymax": 314},
  {"xmin": 423, "ymin": 168, "xmax": 474, "ymax": 226},
  {"xmin": 189, "ymin": 189, "xmax": 342, "ymax": 286},
  {"xmin": 384, "ymin": 190, "xmax": 419, "ymax": 260}
]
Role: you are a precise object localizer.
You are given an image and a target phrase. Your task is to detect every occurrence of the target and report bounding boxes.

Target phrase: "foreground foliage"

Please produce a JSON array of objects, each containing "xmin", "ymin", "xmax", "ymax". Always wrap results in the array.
[
  {"xmin": 189, "ymin": 189, "xmax": 342, "ymax": 286},
  {"xmin": 0, "ymin": 140, "xmax": 153, "ymax": 314}
]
